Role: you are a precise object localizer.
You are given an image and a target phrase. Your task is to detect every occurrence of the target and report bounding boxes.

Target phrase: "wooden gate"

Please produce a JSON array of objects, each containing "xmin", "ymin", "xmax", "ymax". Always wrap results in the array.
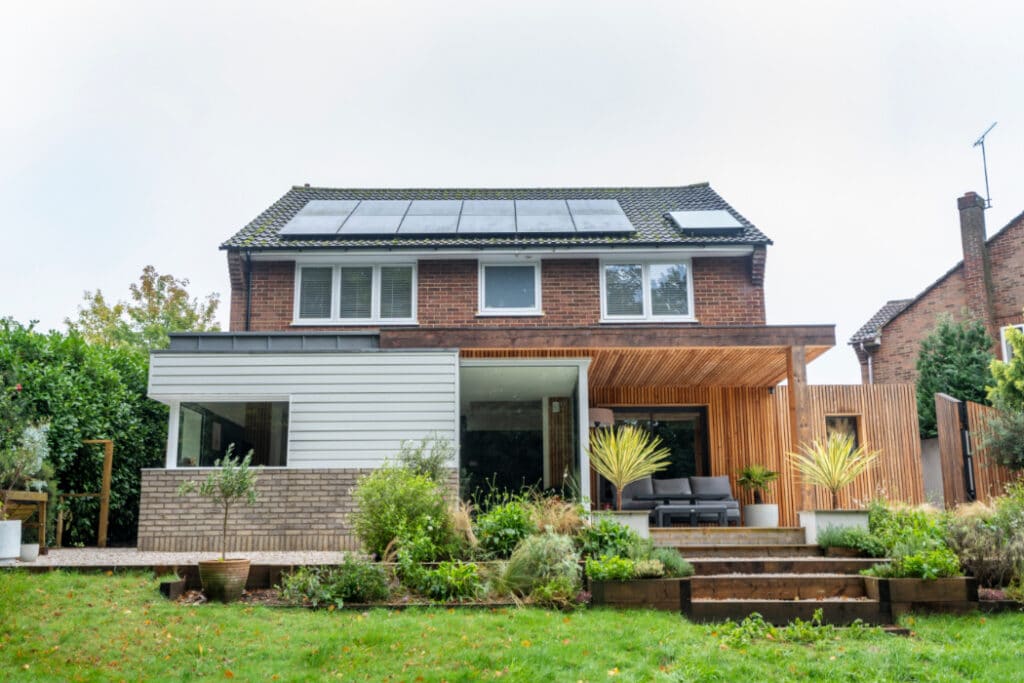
[{"xmin": 934, "ymin": 393, "xmax": 1019, "ymax": 506}]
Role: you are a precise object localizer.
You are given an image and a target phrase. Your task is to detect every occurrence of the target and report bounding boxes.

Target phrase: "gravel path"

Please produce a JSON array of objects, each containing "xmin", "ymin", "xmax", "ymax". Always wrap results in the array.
[{"xmin": 12, "ymin": 548, "xmax": 351, "ymax": 567}]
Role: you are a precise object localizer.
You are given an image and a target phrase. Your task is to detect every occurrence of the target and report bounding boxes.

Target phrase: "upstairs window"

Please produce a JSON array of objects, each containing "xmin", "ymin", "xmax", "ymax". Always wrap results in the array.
[
  {"xmin": 295, "ymin": 264, "xmax": 416, "ymax": 323},
  {"xmin": 601, "ymin": 261, "xmax": 693, "ymax": 321},
  {"xmin": 479, "ymin": 263, "xmax": 542, "ymax": 315}
]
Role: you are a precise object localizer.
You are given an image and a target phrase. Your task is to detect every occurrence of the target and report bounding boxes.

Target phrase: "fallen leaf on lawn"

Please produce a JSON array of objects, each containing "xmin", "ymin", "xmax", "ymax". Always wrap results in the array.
[{"xmin": 224, "ymin": 670, "xmax": 234, "ymax": 678}]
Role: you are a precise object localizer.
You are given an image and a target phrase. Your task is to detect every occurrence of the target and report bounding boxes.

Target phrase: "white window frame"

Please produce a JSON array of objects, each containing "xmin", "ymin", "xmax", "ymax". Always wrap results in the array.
[
  {"xmin": 293, "ymin": 263, "xmax": 417, "ymax": 325},
  {"xmin": 599, "ymin": 259, "xmax": 696, "ymax": 323},
  {"xmin": 1000, "ymin": 324, "xmax": 1024, "ymax": 361},
  {"xmin": 477, "ymin": 261, "xmax": 543, "ymax": 316}
]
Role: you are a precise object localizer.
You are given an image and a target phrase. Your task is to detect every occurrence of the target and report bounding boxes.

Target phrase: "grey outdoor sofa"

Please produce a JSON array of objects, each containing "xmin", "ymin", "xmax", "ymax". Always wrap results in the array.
[{"xmin": 620, "ymin": 475, "xmax": 741, "ymax": 526}]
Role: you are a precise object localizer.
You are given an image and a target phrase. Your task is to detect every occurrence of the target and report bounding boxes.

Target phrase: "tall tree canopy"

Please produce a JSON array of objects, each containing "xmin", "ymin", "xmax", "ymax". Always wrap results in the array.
[
  {"xmin": 915, "ymin": 315, "xmax": 994, "ymax": 438},
  {"xmin": 67, "ymin": 265, "xmax": 220, "ymax": 350}
]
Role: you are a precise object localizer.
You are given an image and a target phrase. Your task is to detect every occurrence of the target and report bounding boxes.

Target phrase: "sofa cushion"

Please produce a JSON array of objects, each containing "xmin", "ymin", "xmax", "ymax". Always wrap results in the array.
[
  {"xmin": 619, "ymin": 476, "xmax": 655, "ymax": 510},
  {"xmin": 689, "ymin": 476, "xmax": 735, "ymax": 500},
  {"xmin": 652, "ymin": 477, "xmax": 692, "ymax": 497}
]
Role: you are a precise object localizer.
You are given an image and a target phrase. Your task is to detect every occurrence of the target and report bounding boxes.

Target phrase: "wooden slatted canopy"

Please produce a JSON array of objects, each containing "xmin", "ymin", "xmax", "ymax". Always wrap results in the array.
[{"xmin": 381, "ymin": 324, "xmax": 835, "ymax": 389}]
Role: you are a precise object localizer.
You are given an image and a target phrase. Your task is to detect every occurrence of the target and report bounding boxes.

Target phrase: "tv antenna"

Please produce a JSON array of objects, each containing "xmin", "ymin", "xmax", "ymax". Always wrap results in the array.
[{"xmin": 972, "ymin": 122, "xmax": 997, "ymax": 209}]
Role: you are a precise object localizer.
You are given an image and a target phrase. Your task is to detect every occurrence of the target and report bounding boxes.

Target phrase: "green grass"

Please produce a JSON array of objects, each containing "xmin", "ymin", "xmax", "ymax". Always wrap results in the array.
[{"xmin": 2, "ymin": 571, "xmax": 1023, "ymax": 681}]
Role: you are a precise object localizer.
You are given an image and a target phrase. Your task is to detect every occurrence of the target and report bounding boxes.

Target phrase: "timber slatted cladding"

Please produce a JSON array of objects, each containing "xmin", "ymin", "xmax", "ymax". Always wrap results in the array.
[
  {"xmin": 935, "ymin": 394, "xmax": 1020, "ymax": 506},
  {"xmin": 592, "ymin": 385, "xmax": 925, "ymax": 527}
]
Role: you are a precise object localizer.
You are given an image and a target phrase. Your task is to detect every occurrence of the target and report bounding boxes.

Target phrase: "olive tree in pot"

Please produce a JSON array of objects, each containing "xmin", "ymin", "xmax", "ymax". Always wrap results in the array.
[
  {"xmin": 1, "ymin": 424, "xmax": 52, "ymax": 563},
  {"xmin": 178, "ymin": 446, "xmax": 260, "ymax": 602},
  {"xmin": 588, "ymin": 425, "xmax": 671, "ymax": 538},
  {"xmin": 788, "ymin": 433, "xmax": 879, "ymax": 544},
  {"xmin": 736, "ymin": 464, "xmax": 779, "ymax": 527}
]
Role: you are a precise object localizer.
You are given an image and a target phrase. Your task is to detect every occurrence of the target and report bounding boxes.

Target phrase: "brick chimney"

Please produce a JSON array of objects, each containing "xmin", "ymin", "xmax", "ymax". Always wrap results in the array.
[{"xmin": 957, "ymin": 191, "xmax": 996, "ymax": 337}]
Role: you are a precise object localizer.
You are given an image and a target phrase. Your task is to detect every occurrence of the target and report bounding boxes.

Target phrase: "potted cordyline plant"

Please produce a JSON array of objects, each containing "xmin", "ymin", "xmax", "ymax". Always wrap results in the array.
[
  {"xmin": 736, "ymin": 464, "xmax": 780, "ymax": 528},
  {"xmin": 178, "ymin": 445, "xmax": 260, "ymax": 602},
  {"xmin": 588, "ymin": 424, "xmax": 671, "ymax": 538},
  {"xmin": 788, "ymin": 433, "xmax": 880, "ymax": 544}
]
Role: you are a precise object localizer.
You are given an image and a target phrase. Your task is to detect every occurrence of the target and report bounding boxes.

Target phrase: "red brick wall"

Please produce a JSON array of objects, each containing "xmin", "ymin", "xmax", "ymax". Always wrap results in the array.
[
  {"xmin": 866, "ymin": 215, "xmax": 1024, "ymax": 384},
  {"xmin": 228, "ymin": 255, "xmax": 766, "ymax": 331}
]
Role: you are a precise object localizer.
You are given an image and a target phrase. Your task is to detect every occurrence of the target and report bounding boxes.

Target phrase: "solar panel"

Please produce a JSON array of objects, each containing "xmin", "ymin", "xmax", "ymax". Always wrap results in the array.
[
  {"xmin": 279, "ymin": 200, "xmax": 359, "ymax": 235},
  {"xmin": 457, "ymin": 215, "xmax": 517, "ymax": 234},
  {"xmin": 516, "ymin": 215, "xmax": 575, "ymax": 233},
  {"xmin": 398, "ymin": 215, "xmax": 460, "ymax": 234},
  {"xmin": 461, "ymin": 200, "xmax": 514, "ymax": 216},
  {"xmin": 350, "ymin": 199, "xmax": 411, "ymax": 216},
  {"xmin": 667, "ymin": 210, "xmax": 743, "ymax": 234},
  {"xmin": 339, "ymin": 215, "xmax": 403, "ymax": 235},
  {"xmin": 515, "ymin": 200, "xmax": 569, "ymax": 216},
  {"xmin": 568, "ymin": 199, "xmax": 633, "ymax": 234},
  {"xmin": 407, "ymin": 200, "xmax": 461, "ymax": 216},
  {"xmin": 300, "ymin": 200, "xmax": 360, "ymax": 216},
  {"xmin": 566, "ymin": 199, "xmax": 622, "ymax": 215}
]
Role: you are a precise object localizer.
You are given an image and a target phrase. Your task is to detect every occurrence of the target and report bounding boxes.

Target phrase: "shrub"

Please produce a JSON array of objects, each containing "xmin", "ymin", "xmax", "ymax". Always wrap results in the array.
[
  {"xmin": 525, "ymin": 495, "xmax": 584, "ymax": 536},
  {"xmin": 588, "ymin": 425, "xmax": 671, "ymax": 510},
  {"xmin": 633, "ymin": 559, "xmax": 665, "ymax": 579},
  {"xmin": 475, "ymin": 500, "xmax": 535, "ymax": 558},
  {"xmin": 980, "ymin": 409, "xmax": 1024, "ymax": 470},
  {"xmin": 946, "ymin": 513, "xmax": 1024, "ymax": 587},
  {"xmin": 650, "ymin": 548, "xmax": 694, "ymax": 578},
  {"xmin": 585, "ymin": 555, "xmax": 636, "ymax": 582},
  {"xmin": 419, "ymin": 561, "xmax": 482, "ymax": 601},
  {"xmin": 350, "ymin": 465, "xmax": 455, "ymax": 558},
  {"xmin": 503, "ymin": 531, "xmax": 581, "ymax": 597},
  {"xmin": 817, "ymin": 525, "xmax": 886, "ymax": 557},
  {"xmin": 394, "ymin": 434, "xmax": 455, "ymax": 484},
  {"xmin": 279, "ymin": 558, "xmax": 391, "ymax": 607},
  {"xmin": 529, "ymin": 575, "xmax": 582, "ymax": 609},
  {"xmin": 864, "ymin": 545, "xmax": 961, "ymax": 580},
  {"xmin": 868, "ymin": 500, "xmax": 948, "ymax": 556},
  {"xmin": 578, "ymin": 517, "xmax": 641, "ymax": 559}
]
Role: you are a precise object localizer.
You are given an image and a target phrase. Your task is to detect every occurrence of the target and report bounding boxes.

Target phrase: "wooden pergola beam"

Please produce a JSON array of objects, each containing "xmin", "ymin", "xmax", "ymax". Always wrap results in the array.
[{"xmin": 785, "ymin": 346, "xmax": 814, "ymax": 512}]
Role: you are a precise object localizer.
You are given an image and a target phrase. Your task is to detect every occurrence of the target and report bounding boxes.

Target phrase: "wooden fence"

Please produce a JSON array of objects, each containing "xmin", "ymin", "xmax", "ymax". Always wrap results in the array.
[
  {"xmin": 592, "ymin": 384, "xmax": 925, "ymax": 526},
  {"xmin": 934, "ymin": 394, "xmax": 1019, "ymax": 507}
]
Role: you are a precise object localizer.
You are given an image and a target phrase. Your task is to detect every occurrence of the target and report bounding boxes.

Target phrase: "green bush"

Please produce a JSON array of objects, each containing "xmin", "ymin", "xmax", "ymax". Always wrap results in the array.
[
  {"xmin": 530, "ymin": 576, "xmax": 582, "ymax": 609},
  {"xmin": 864, "ymin": 546, "xmax": 961, "ymax": 580},
  {"xmin": 350, "ymin": 465, "xmax": 456, "ymax": 558},
  {"xmin": 649, "ymin": 548, "xmax": 694, "ymax": 578},
  {"xmin": 278, "ymin": 558, "xmax": 391, "ymax": 607},
  {"xmin": 578, "ymin": 517, "xmax": 642, "ymax": 558},
  {"xmin": 475, "ymin": 500, "xmax": 536, "ymax": 558},
  {"xmin": 503, "ymin": 531, "xmax": 581, "ymax": 598},
  {"xmin": 817, "ymin": 525, "xmax": 886, "ymax": 557},
  {"xmin": 868, "ymin": 500, "xmax": 949, "ymax": 556},
  {"xmin": 585, "ymin": 555, "xmax": 636, "ymax": 582},
  {"xmin": 0, "ymin": 320, "xmax": 166, "ymax": 545},
  {"xmin": 394, "ymin": 434, "xmax": 455, "ymax": 484},
  {"xmin": 633, "ymin": 559, "xmax": 665, "ymax": 579},
  {"xmin": 419, "ymin": 561, "xmax": 482, "ymax": 601}
]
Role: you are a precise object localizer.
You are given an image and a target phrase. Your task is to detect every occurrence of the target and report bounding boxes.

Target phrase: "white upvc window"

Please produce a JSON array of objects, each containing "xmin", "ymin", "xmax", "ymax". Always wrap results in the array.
[
  {"xmin": 1000, "ymin": 324, "xmax": 1024, "ymax": 360},
  {"xmin": 600, "ymin": 259, "xmax": 695, "ymax": 322},
  {"xmin": 478, "ymin": 261, "xmax": 543, "ymax": 316},
  {"xmin": 294, "ymin": 263, "xmax": 417, "ymax": 324}
]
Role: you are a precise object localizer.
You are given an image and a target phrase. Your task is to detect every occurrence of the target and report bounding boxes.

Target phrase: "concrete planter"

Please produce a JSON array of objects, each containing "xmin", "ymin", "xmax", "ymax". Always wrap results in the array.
[
  {"xmin": 0, "ymin": 520, "xmax": 21, "ymax": 562},
  {"xmin": 797, "ymin": 510, "xmax": 868, "ymax": 545},
  {"xmin": 198, "ymin": 559, "xmax": 251, "ymax": 603},
  {"xmin": 593, "ymin": 510, "xmax": 650, "ymax": 539},
  {"xmin": 744, "ymin": 504, "xmax": 779, "ymax": 528},
  {"xmin": 589, "ymin": 577, "xmax": 688, "ymax": 610},
  {"xmin": 19, "ymin": 543, "xmax": 39, "ymax": 562}
]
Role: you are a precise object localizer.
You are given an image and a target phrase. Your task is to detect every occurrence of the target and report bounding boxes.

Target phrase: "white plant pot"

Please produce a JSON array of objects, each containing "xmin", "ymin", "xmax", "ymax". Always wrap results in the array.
[
  {"xmin": 20, "ymin": 543, "xmax": 39, "ymax": 562},
  {"xmin": 0, "ymin": 520, "xmax": 22, "ymax": 562},
  {"xmin": 797, "ymin": 509, "xmax": 869, "ymax": 545},
  {"xmin": 592, "ymin": 510, "xmax": 650, "ymax": 539},
  {"xmin": 744, "ymin": 503, "xmax": 779, "ymax": 528}
]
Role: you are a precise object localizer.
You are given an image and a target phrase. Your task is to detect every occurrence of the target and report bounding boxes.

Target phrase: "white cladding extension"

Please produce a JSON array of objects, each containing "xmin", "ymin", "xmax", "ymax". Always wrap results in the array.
[{"xmin": 148, "ymin": 351, "xmax": 459, "ymax": 468}]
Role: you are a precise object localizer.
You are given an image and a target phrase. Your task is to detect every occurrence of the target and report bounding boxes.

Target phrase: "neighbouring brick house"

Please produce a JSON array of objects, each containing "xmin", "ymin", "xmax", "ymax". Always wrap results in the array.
[
  {"xmin": 850, "ymin": 192, "xmax": 1024, "ymax": 385},
  {"xmin": 139, "ymin": 184, "xmax": 926, "ymax": 551}
]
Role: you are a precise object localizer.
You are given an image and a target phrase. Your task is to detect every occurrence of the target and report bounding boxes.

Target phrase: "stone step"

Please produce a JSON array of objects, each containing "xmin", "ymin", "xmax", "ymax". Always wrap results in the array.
[
  {"xmin": 690, "ymin": 574, "xmax": 866, "ymax": 600},
  {"xmin": 686, "ymin": 598, "xmax": 886, "ymax": 625},
  {"xmin": 678, "ymin": 544, "xmax": 822, "ymax": 558},
  {"xmin": 651, "ymin": 527, "xmax": 806, "ymax": 547},
  {"xmin": 690, "ymin": 557, "xmax": 883, "ymax": 575}
]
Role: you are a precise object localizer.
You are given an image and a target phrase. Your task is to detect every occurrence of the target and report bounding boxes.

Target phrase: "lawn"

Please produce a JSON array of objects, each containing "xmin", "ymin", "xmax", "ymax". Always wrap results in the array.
[{"xmin": 2, "ymin": 572, "xmax": 1023, "ymax": 682}]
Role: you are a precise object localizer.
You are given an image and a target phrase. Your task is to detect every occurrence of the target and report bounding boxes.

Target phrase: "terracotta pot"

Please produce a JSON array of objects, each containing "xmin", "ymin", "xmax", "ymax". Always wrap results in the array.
[{"xmin": 198, "ymin": 559, "xmax": 250, "ymax": 602}]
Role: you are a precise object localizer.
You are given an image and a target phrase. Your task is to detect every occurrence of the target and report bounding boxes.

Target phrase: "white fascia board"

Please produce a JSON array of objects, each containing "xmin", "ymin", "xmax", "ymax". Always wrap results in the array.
[{"xmin": 252, "ymin": 245, "xmax": 755, "ymax": 263}]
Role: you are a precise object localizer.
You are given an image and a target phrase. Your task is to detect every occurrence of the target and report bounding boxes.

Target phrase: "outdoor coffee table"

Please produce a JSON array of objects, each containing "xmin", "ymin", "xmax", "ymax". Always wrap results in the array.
[{"xmin": 655, "ymin": 503, "xmax": 728, "ymax": 527}]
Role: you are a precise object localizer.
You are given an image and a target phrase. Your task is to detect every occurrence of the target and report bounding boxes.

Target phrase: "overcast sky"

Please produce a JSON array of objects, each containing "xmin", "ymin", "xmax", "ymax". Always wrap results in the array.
[{"xmin": 1, "ymin": 1, "xmax": 1021, "ymax": 383}]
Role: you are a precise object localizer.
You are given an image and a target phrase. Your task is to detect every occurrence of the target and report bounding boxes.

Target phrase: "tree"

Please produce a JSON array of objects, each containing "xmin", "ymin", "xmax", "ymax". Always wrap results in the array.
[
  {"xmin": 788, "ymin": 433, "xmax": 880, "ymax": 510},
  {"xmin": 915, "ymin": 315, "xmax": 994, "ymax": 438},
  {"xmin": 66, "ymin": 265, "xmax": 220, "ymax": 350},
  {"xmin": 588, "ymin": 425, "xmax": 671, "ymax": 510},
  {"xmin": 981, "ymin": 318, "xmax": 1024, "ymax": 470}
]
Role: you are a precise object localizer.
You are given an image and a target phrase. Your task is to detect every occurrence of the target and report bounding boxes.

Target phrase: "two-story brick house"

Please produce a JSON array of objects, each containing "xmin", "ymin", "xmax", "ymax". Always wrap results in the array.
[
  {"xmin": 139, "ymin": 184, "xmax": 926, "ymax": 552},
  {"xmin": 850, "ymin": 192, "xmax": 1024, "ymax": 385}
]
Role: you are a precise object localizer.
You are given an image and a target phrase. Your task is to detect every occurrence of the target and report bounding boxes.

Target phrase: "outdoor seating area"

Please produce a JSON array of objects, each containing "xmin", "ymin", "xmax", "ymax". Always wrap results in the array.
[{"xmin": 623, "ymin": 476, "xmax": 741, "ymax": 527}]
